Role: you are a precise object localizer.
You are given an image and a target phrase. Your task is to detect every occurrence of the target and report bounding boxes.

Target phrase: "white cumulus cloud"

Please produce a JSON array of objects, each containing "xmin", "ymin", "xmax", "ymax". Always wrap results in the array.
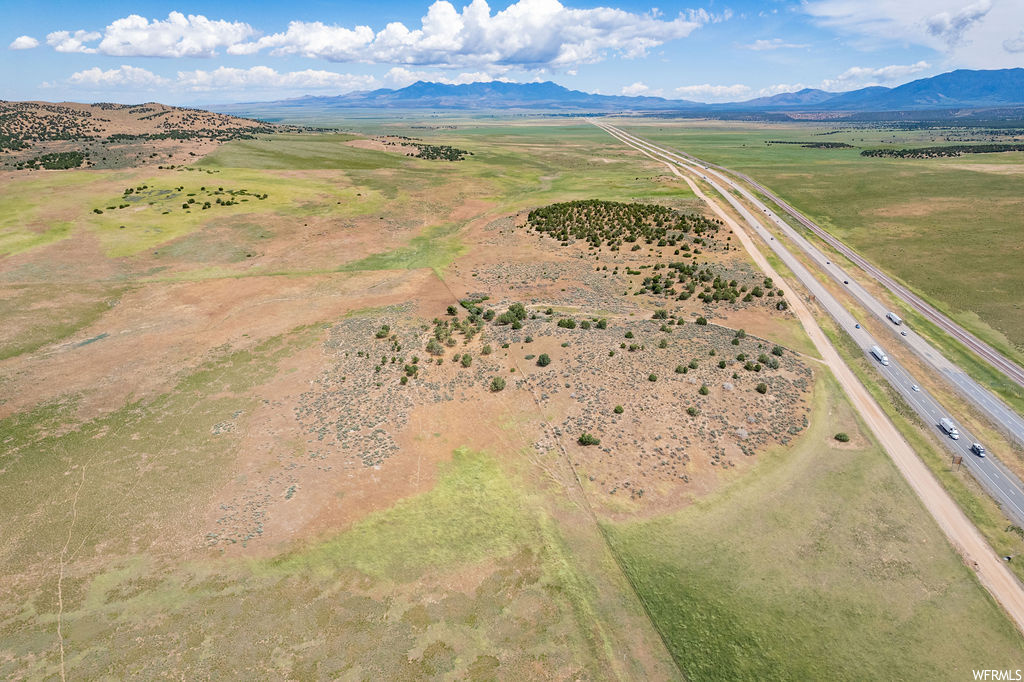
[
  {"xmin": 38, "ymin": 2, "xmax": 720, "ymax": 71},
  {"xmin": 621, "ymin": 81, "xmax": 664, "ymax": 97},
  {"xmin": 674, "ymin": 83, "xmax": 752, "ymax": 102},
  {"xmin": 384, "ymin": 67, "xmax": 510, "ymax": 87},
  {"xmin": 62, "ymin": 65, "xmax": 378, "ymax": 94},
  {"xmin": 68, "ymin": 65, "xmax": 168, "ymax": 88},
  {"xmin": 175, "ymin": 66, "xmax": 377, "ymax": 91},
  {"xmin": 98, "ymin": 12, "xmax": 257, "ymax": 57},
  {"xmin": 9, "ymin": 35, "xmax": 39, "ymax": 50},
  {"xmin": 231, "ymin": 0, "xmax": 710, "ymax": 69},
  {"xmin": 47, "ymin": 12, "xmax": 256, "ymax": 57},
  {"xmin": 755, "ymin": 82, "xmax": 810, "ymax": 97},
  {"xmin": 821, "ymin": 60, "xmax": 931, "ymax": 90},
  {"xmin": 228, "ymin": 21, "xmax": 374, "ymax": 59},
  {"xmin": 47, "ymin": 30, "xmax": 101, "ymax": 53}
]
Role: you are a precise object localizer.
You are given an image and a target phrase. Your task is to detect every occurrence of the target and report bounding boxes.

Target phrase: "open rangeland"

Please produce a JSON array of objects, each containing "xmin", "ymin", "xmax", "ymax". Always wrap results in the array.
[{"xmin": 1, "ymin": 119, "xmax": 1022, "ymax": 678}]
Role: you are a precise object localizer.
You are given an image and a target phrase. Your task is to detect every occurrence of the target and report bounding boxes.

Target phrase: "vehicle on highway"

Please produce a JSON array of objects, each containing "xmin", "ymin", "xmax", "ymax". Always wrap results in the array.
[
  {"xmin": 887, "ymin": 311, "xmax": 903, "ymax": 325},
  {"xmin": 971, "ymin": 442, "xmax": 987, "ymax": 457},
  {"xmin": 843, "ymin": 280, "xmax": 849, "ymax": 284},
  {"xmin": 855, "ymin": 323, "xmax": 860, "ymax": 329},
  {"xmin": 912, "ymin": 385, "xmax": 920, "ymax": 391},
  {"xmin": 939, "ymin": 417, "xmax": 960, "ymax": 439},
  {"xmin": 901, "ymin": 330, "xmax": 908, "ymax": 336},
  {"xmin": 870, "ymin": 345, "xmax": 890, "ymax": 366}
]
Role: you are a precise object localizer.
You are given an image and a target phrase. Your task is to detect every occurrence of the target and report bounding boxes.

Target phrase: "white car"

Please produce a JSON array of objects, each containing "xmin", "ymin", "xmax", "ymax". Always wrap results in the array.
[
  {"xmin": 911, "ymin": 385, "xmax": 920, "ymax": 392},
  {"xmin": 971, "ymin": 443, "xmax": 987, "ymax": 458},
  {"xmin": 901, "ymin": 331, "xmax": 907, "ymax": 336}
]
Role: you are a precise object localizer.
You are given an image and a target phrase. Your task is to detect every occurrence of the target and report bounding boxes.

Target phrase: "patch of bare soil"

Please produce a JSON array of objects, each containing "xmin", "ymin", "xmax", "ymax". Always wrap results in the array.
[
  {"xmin": 206, "ymin": 297, "xmax": 543, "ymax": 556},
  {"xmin": 866, "ymin": 197, "xmax": 964, "ymax": 218},
  {"xmin": 346, "ymin": 137, "xmax": 419, "ymax": 156},
  {"xmin": 0, "ymin": 269, "xmax": 436, "ymax": 422},
  {"xmin": 218, "ymin": 270, "xmax": 810, "ymax": 553},
  {"xmin": 940, "ymin": 162, "xmax": 1024, "ymax": 175}
]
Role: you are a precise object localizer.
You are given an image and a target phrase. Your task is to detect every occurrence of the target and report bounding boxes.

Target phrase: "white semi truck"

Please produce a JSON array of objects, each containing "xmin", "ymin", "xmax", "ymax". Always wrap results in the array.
[
  {"xmin": 870, "ymin": 345, "xmax": 890, "ymax": 366},
  {"xmin": 887, "ymin": 311, "xmax": 903, "ymax": 325},
  {"xmin": 939, "ymin": 417, "xmax": 960, "ymax": 440}
]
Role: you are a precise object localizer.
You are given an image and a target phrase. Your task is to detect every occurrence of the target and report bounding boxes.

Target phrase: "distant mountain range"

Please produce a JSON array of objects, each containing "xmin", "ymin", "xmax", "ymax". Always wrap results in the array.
[{"xmin": 214, "ymin": 68, "xmax": 1024, "ymax": 118}]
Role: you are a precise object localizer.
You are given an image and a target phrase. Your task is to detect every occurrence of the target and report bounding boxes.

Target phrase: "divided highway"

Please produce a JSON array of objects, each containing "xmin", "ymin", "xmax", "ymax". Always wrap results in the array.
[
  {"xmin": 596, "ymin": 121, "xmax": 1024, "ymax": 528},
  {"xmin": 606, "ymin": 126, "xmax": 1024, "ymax": 453},
  {"xmin": 679, "ymin": 158, "xmax": 1024, "ymax": 390}
]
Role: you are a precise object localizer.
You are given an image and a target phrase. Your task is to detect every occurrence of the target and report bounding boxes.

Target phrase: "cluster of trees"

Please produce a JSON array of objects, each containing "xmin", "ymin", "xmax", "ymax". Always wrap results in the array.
[
  {"xmin": 526, "ymin": 199, "xmax": 721, "ymax": 250},
  {"xmin": 496, "ymin": 302, "xmax": 528, "ymax": 326},
  {"xmin": 428, "ymin": 311, "xmax": 486, "ymax": 353},
  {"xmin": 765, "ymin": 140, "xmax": 853, "ymax": 149},
  {"xmin": 525, "ymin": 198, "xmax": 791, "ymax": 316},
  {"xmin": 861, "ymin": 143, "xmax": 1024, "ymax": 158},
  {"xmin": 0, "ymin": 103, "xmax": 94, "ymax": 143},
  {"xmin": 409, "ymin": 143, "xmax": 471, "ymax": 161},
  {"xmin": 637, "ymin": 264, "xmax": 777, "ymax": 306},
  {"xmin": 111, "ymin": 184, "xmax": 269, "ymax": 212},
  {"xmin": 16, "ymin": 151, "xmax": 86, "ymax": 170},
  {"xmin": 0, "ymin": 134, "xmax": 28, "ymax": 152},
  {"xmin": 104, "ymin": 127, "xmax": 269, "ymax": 143}
]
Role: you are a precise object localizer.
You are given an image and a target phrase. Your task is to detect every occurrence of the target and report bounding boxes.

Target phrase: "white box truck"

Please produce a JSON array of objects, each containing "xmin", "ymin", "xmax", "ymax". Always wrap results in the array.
[
  {"xmin": 887, "ymin": 311, "xmax": 903, "ymax": 325},
  {"xmin": 939, "ymin": 418, "xmax": 960, "ymax": 440},
  {"xmin": 870, "ymin": 345, "xmax": 890, "ymax": 366}
]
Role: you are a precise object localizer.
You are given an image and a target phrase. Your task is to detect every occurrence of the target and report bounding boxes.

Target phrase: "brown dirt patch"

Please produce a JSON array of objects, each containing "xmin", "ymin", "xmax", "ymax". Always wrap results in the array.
[
  {"xmin": 346, "ymin": 136, "xmax": 419, "ymax": 156},
  {"xmin": 0, "ymin": 269, "xmax": 435, "ymax": 422},
  {"xmin": 940, "ymin": 162, "xmax": 1024, "ymax": 175}
]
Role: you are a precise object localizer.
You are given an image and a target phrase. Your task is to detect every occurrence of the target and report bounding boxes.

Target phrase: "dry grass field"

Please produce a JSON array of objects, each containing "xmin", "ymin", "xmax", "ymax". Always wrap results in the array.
[{"xmin": 1, "ymin": 116, "xmax": 1021, "ymax": 678}]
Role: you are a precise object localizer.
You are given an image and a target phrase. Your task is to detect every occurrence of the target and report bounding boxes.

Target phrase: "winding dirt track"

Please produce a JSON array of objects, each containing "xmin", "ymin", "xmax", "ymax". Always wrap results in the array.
[{"xmin": 602, "ymin": 125, "xmax": 1024, "ymax": 635}]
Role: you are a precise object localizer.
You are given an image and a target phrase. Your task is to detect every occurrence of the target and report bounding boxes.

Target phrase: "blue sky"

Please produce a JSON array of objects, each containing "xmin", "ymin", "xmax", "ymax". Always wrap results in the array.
[{"xmin": 3, "ymin": 0, "xmax": 1023, "ymax": 104}]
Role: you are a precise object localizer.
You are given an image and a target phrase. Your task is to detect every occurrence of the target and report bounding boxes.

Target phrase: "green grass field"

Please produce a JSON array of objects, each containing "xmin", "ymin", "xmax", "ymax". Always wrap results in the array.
[
  {"xmin": 606, "ymin": 369, "xmax": 1024, "ymax": 679},
  {"xmin": 197, "ymin": 133, "xmax": 403, "ymax": 170},
  {"xmin": 623, "ymin": 121, "xmax": 1024, "ymax": 362}
]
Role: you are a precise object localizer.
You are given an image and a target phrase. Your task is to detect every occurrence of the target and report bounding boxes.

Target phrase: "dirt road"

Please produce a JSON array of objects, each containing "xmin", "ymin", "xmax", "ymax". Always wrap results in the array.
[{"xmin": 609, "ymin": 132, "xmax": 1024, "ymax": 634}]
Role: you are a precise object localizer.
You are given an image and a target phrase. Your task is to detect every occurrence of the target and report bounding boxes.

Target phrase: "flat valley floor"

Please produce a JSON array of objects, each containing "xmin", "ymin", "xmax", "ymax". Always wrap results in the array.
[{"xmin": 2, "ymin": 120, "xmax": 1023, "ymax": 679}]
